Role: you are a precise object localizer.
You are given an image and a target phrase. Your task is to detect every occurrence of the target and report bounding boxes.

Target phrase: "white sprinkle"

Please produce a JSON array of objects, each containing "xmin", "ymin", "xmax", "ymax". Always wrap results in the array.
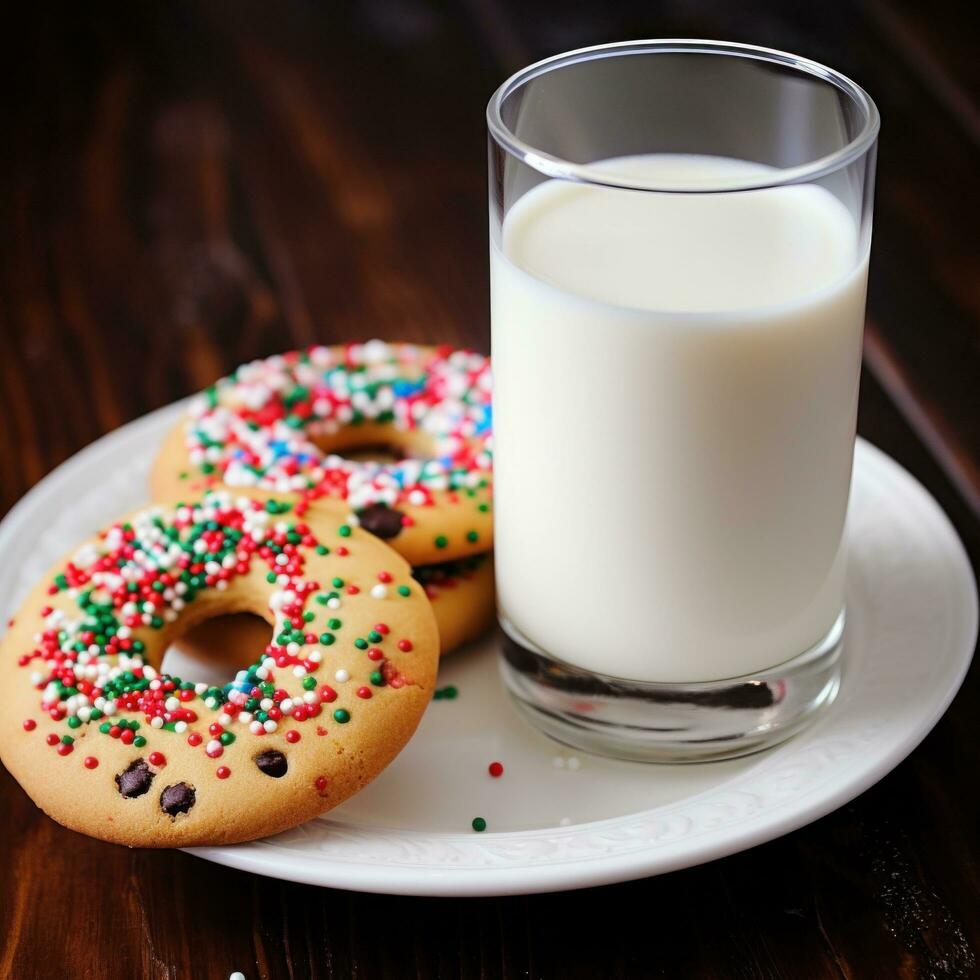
[
  {"xmin": 334, "ymin": 669, "xmax": 349, "ymax": 683},
  {"xmin": 370, "ymin": 584, "xmax": 388, "ymax": 599}
]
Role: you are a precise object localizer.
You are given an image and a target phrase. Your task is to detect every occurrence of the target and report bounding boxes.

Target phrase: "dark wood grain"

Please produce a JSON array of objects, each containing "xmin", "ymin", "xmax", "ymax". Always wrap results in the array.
[{"xmin": 0, "ymin": 2, "xmax": 977, "ymax": 978}]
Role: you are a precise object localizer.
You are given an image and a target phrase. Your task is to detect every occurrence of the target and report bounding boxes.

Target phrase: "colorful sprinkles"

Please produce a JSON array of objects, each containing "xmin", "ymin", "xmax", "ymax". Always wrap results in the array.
[
  {"xmin": 179, "ymin": 341, "xmax": 492, "ymax": 518},
  {"xmin": 14, "ymin": 491, "xmax": 420, "ymax": 795}
]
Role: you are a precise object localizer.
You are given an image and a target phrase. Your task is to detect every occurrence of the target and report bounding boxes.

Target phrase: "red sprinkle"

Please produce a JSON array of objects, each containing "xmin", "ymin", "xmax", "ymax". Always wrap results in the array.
[
  {"xmin": 315, "ymin": 775, "xmax": 329, "ymax": 793},
  {"xmin": 22, "ymin": 719, "xmax": 36, "ymax": 731},
  {"xmin": 377, "ymin": 571, "xmax": 392, "ymax": 583},
  {"xmin": 57, "ymin": 743, "xmax": 73, "ymax": 756},
  {"xmin": 285, "ymin": 730, "xmax": 301, "ymax": 743},
  {"xmin": 216, "ymin": 766, "xmax": 231, "ymax": 779},
  {"xmin": 187, "ymin": 732, "xmax": 203, "ymax": 747},
  {"xmin": 397, "ymin": 639, "xmax": 413, "ymax": 652},
  {"xmin": 356, "ymin": 686, "xmax": 372, "ymax": 699},
  {"xmin": 84, "ymin": 756, "xmax": 99, "ymax": 769},
  {"xmin": 45, "ymin": 733, "xmax": 59, "ymax": 746},
  {"xmin": 488, "ymin": 761, "xmax": 504, "ymax": 778},
  {"xmin": 148, "ymin": 751, "xmax": 166, "ymax": 768}
]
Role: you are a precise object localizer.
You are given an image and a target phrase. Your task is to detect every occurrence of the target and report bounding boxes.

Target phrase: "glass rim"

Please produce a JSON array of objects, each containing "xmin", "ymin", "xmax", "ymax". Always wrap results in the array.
[{"xmin": 486, "ymin": 39, "xmax": 881, "ymax": 194}]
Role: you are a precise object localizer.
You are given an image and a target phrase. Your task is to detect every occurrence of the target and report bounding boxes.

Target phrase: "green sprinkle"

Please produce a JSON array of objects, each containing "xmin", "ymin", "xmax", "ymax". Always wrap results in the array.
[
  {"xmin": 368, "ymin": 630, "xmax": 382, "ymax": 643},
  {"xmin": 302, "ymin": 676, "xmax": 317, "ymax": 690},
  {"xmin": 370, "ymin": 671, "xmax": 384, "ymax": 686},
  {"xmin": 466, "ymin": 530, "xmax": 479, "ymax": 543},
  {"xmin": 67, "ymin": 716, "xmax": 81, "ymax": 729},
  {"xmin": 332, "ymin": 577, "xmax": 344, "ymax": 589},
  {"xmin": 397, "ymin": 585, "xmax": 411, "ymax": 597},
  {"xmin": 471, "ymin": 817, "xmax": 487, "ymax": 832},
  {"xmin": 266, "ymin": 572, "xmax": 277, "ymax": 584},
  {"xmin": 333, "ymin": 708, "xmax": 351, "ymax": 724},
  {"xmin": 133, "ymin": 735, "xmax": 147, "ymax": 748},
  {"xmin": 316, "ymin": 545, "xmax": 329, "ymax": 556},
  {"xmin": 354, "ymin": 638, "xmax": 368, "ymax": 650},
  {"xmin": 328, "ymin": 618, "xmax": 342, "ymax": 630},
  {"xmin": 99, "ymin": 722, "xmax": 111, "ymax": 734},
  {"xmin": 319, "ymin": 632, "xmax": 335, "ymax": 646},
  {"xmin": 61, "ymin": 735, "xmax": 74, "ymax": 745},
  {"xmin": 338, "ymin": 524, "xmax": 352, "ymax": 538},
  {"xmin": 434, "ymin": 535, "xmax": 448, "ymax": 549},
  {"xmin": 477, "ymin": 503, "xmax": 490, "ymax": 513},
  {"xmin": 219, "ymin": 731, "xmax": 236, "ymax": 746}
]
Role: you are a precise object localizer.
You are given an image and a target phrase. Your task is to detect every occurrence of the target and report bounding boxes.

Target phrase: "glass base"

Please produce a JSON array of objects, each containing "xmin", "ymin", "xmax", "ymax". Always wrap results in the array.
[{"xmin": 499, "ymin": 613, "xmax": 844, "ymax": 763}]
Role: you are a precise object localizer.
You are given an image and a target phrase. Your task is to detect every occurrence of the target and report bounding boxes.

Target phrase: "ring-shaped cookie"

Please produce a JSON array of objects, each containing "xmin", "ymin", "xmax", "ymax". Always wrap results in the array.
[
  {"xmin": 0, "ymin": 490, "xmax": 438, "ymax": 846},
  {"xmin": 150, "ymin": 341, "xmax": 493, "ymax": 565}
]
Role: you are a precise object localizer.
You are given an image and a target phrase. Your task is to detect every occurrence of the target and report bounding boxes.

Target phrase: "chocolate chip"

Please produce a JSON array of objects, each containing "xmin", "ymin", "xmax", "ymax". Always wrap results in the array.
[
  {"xmin": 115, "ymin": 758, "xmax": 154, "ymax": 799},
  {"xmin": 160, "ymin": 782, "xmax": 196, "ymax": 817},
  {"xmin": 254, "ymin": 749, "xmax": 288, "ymax": 778},
  {"xmin": 356, "ymin": 503, "xmax": 404, "ymax": 539}
]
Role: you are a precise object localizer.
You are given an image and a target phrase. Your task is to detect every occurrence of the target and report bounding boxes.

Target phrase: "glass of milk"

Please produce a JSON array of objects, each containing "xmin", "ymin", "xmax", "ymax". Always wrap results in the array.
[{"xmin": 487, "ymin": 40, "xmax": 879, "ymax": 761}]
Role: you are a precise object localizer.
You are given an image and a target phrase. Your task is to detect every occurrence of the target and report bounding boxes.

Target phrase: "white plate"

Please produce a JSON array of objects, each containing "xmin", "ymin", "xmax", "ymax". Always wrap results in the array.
[{"xmin": 0, "ymin": 403, "xmax": 975, "ymax": 896}]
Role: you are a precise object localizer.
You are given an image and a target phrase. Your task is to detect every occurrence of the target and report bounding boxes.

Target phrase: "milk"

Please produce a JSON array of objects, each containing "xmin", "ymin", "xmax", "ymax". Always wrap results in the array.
[{"xmin": 490, "ymin": 154, "xmax": 867, "ymax": 683}]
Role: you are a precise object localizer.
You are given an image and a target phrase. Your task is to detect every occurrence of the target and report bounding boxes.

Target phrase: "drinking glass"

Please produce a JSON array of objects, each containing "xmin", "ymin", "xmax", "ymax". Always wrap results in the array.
[{"xmin": 487, "ymin": 40, "xmax": 879, "ymax": 761}]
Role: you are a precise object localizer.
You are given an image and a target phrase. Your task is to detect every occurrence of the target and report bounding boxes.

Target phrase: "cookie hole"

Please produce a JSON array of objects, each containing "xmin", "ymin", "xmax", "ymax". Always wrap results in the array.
[
  {"xmin": 309, "ymin": 421, "xmax": 437, "ymax": 467},
  {"xmin": 161, "ymin": 613, "xmax": 272, "ymax": 687},
  {"xmin": 342, "ymin": 442, "xmax": 411, "ymax": 465}
]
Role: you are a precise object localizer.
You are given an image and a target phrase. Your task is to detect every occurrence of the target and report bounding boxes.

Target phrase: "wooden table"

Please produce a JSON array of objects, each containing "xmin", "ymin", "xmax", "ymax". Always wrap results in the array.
[{"xmin": 1, "ymin": 3, "xmax": 977, "ymax": 976}]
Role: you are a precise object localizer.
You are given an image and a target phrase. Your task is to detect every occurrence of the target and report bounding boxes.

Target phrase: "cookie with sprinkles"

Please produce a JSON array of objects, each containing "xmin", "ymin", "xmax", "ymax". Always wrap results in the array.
[
  {"xmin": 150, "ymin": 341, "xmax": 493, "ymax": 566},
  {"xmin": 0, "ymin": 490, "xmax": 438, "ymax": 847}
]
